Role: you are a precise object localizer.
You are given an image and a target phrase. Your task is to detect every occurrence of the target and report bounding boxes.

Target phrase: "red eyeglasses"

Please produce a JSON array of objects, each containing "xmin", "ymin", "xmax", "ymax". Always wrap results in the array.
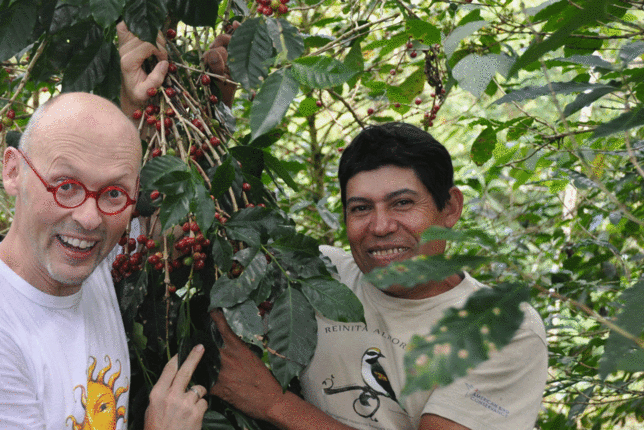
[{"xmin": 16, "ymin": 148, "xmax": 138, "ymax": 215}]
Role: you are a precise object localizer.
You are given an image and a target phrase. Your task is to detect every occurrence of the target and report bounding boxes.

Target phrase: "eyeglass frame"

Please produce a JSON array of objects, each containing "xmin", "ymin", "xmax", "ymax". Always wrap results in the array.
[{"xmin": 15, "ymin": 148, "xmax": 139, "ymax": 215}]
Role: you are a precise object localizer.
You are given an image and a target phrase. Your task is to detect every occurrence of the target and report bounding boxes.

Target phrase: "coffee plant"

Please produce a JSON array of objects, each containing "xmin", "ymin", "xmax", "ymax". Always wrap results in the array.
[{"xmin": 1, "ymin": 0, "xmax": 644, "ymax": 428}]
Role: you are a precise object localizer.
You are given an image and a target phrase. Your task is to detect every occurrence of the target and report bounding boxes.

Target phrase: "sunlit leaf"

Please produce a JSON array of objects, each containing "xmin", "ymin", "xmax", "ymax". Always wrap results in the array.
[
  {"xmin": 266, "ymin": 18, "xmax": 305, "ymax": 61},
  {"xmin": 592, "ymin": 105, "xmax": 644, "ymax": 139},
  {"xmin": 444, "ymin": 21, "xmax": 487, "ymax": 59},
  {"xmin": 250, "ymin": 69, "xmax": 299, "ymax": 141},
  {"xmin": 405, "ymin": 19, "xmax": 441, "ymax": 45},
  {"xmin": 403, "ymin": 283, "xmax": 529, "ymax": 395},
  {"xmin": 470, "ymin": 126, "xmax": 496, "ymax": 165},
  {"xmin": 494, "ymin": 81, "xmax": 616, "ymax": 105},
  {"xmin": 228, "ymin": 17, "xmax": 272, "ymax": 89},
  {"xmin": 367, "ymin": 255, "xmax": 489, "ymax": 290},
  {"xmin": 291, "ymin": 56, "xmax": 359, "ymax": 89}
]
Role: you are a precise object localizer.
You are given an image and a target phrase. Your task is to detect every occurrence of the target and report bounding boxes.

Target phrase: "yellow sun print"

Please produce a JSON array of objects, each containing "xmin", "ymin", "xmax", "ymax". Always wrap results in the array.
[{"xmin": 67, "ymin": 356, "xmax": 129, "ymax": 430}]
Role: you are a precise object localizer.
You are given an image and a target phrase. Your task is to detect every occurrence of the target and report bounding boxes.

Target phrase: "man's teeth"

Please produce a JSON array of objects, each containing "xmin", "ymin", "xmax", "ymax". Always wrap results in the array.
[
  {"xmin": 370, "ymin": 248, "xmax": 407, "ymax": 256},
  {"xmin": 59, "ymin": 235, "xmax": 96, "ymax": 250}
]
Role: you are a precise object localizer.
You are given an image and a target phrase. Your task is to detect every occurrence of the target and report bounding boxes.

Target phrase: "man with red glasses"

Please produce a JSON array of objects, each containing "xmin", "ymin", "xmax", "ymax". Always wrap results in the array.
[{"xmin": 0, "ymin": 92, "xmax": 208, "ymax": 430}]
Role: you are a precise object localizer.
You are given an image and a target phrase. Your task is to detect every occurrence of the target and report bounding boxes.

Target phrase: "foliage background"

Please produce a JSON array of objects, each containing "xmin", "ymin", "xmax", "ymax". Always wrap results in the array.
[{"xmin": 1, "ymin": 0, "xmax": 644, "ymax": 428}]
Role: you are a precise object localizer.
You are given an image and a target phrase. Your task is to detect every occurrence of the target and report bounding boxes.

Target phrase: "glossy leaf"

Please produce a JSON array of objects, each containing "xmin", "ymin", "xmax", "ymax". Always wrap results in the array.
[
  {"xmin": 89, "ymin": 0, "xmax": 124, "ymax": 28},
  {"xmin": 367, "ymin": 254, "xmax": 489, "ymax": 290},
  {"xmin": 300, "ymin": 277, "xmax": 365, "ymax": 323},
  {"xmin": 444, "ymin": 21, "xmax": 487, "ymax": 59},
  {"xmin": 168, "ymin": 0, "xmax": 220, "ymax": 27},
  {"xmin": 263, "ymin": 151, "xmax": 300, "ymax": 191},
  {"xmin": 140, "ymin": 154, "xmax": 188, "ymax": 187},
  {"xmin": 406, "ymin": 19, "xmax": 441, "ymax": 45},
  {"xmin": 250, "ymin": 69, "xmax": 300, "ymax": 141},
  {"xmin": 222, "ymin": 300, "xmax": 264, "ymax": 346},
  {"xmin": 123, "ymin": 0, "xmax": 167, "ymax": 45},
  {"xmin": 507, "ymin": 0, "xmax": 609, "ymax": 77},
  {"xmin": 494, "ymin": 81, "xmax": 617, "ymax": 105},
  {"xmin": 619, "ymin": 41, "xmax": 644, "ymax": 66},
  {"xmin": 267, "ymin": 287, "xmax": 317, "ymax": 388},
  {"xmin": 191, "ymin": 173, "xmax": 216, "ymax": 233},
  {"xmin": 209, "ymin": 156, "xmax": 236, "ymax": 199},
  {"xmin": 209, "ymin": 254, "xmax": 268, "ymax": 308},
  {"xmin": 470, "ymin": 126, "xmax": 496, "ymax": 166},
  {"xmin": 158, "ymin": 193, "xmax": 191, "ymax": 231},
  {"xmin": 563, "ymin": 85, "xmax": 617, "ymax": 118},
  {"xmin": 202, "ymin": 410, "xmax": 236, "ymax": 430},
  {"xmin": 61, "ymin": 40, "xmax": 112, "ymax": 93},
  {"xmin": 403, "ymin": 283, "xmax": 529, "ymax": 395},
  {"xmin": 228, "ymin": 17, "xmax": 273, "ymax": 89},
  {"xmin": 0, "ymin": 1, "xmax": 38, "ymax": 62},
  {"xmin": 267, "ymin": 18, "xmax": 305, "ymax": 61},
  {"xmin": 592, "ymin": 105, "xmax": 644, "ymax": 139},
  {"xmin": 291, "ymin": 56, "xmax": 359, "ymax": 89}
]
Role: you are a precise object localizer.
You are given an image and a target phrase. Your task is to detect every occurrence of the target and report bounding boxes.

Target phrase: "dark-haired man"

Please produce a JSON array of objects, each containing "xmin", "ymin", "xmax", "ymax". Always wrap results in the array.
[{"xmin": 210, "ymin": 122, "xmax": 547, "ymax": 430}]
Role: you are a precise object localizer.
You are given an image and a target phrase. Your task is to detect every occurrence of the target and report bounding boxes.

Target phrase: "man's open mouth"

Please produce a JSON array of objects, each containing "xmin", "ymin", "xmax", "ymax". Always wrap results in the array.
[
  {"xmin": 57, "ymin": 234, "xmax": 97, "ymax": 251},
  {"xmin": 369, "ymin": 247, "xmax": 409, "ymax": 257}
]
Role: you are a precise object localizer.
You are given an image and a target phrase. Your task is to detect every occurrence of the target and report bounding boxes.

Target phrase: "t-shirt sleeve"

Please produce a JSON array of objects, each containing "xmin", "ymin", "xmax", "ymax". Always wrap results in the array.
[
  {"xmin": 422, "ymin": 309, "xmax": 547, "ymax": 430},
  {"xmin": 0, "ymin": 331, "xmax": 46, "ymax": 430}
]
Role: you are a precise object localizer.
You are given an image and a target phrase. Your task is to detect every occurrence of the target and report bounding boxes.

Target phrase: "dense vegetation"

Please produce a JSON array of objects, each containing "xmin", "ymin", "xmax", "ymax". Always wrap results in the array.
[{"xmin": 1, "ymin": 0, "xmax": 643, "ymax": 428}]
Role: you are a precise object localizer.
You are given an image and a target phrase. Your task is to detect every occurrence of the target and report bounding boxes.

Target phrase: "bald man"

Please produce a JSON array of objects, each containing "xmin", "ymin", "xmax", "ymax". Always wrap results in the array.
[{"xmin": 0, "ymin": 92, "xmax": 207, "ymax": 430}]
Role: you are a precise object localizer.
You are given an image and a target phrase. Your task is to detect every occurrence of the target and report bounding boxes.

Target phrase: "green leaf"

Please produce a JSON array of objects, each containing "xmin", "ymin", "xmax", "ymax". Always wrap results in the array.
[
  {"xmin": 563, "ymin": 86, "xmax": 617, "ymax": 118},
  {"xmin": 228, "ymin": 17, "xmax": 272, "ymax": 89},
  {"xmin": 453, "ymin": 54, "xmax": 511, "ymax": 98},
  {"xmin": 470, "ymin": 126, "xmax": 496, "ymax": 166},
  {"xmin": 90, "ymin": 0, "xmax": 124, "ymax": 27},
  {"xmin": 192, "ymin": 175, "xmax": 216, "ymax": 233},
  {"xmin": 209, "ymin": 156, "xmax": 236, "ymax": 199},
  {"xmin": 250, "ymin": 69, "xmax": 299, "ymax": 141},
  {"xmin": 225, "ymin": 207, "xmax": 289, "ymax": 247},
  {"xmin": 600, "ymin": 280, "xmax": 644, "ymax": 378},
  {"xmin": 167, "ymin": 0, "xmax": 221, "ymax": 27},
  {"xmin": 266, "ymin": 18, "xmax": 305, "ymax": 61},
  {"xmin": 420, "ymin": 226, "xmax": 496, "ymax": 249},
  {"xmin": 211, "ymin": 235, "xmax": 234, "ymax": 272},
  {"xmin": 155, "ymin": 170, "xmax": 194, "ymax": 196},
  {"xmin": 507, "ymin": 0, "xmax": 609, "ymax": 77},
  {"xmin": 62, "ymin": 40, "xmax": 112, "ymax": 93},
  {"xmin": 291, "ymin": 56, "xmax": 360, "ymax": 89},
  {"xmin": 592, "ymin": 104, "xmax": 644, "ymax": 139},
  {"xmin": 297, "ymin": 97, "xmax": 322, "ymax": 117},
  {"xmin": 0, "ymin": 1, "xmax": 38, "ymax": 62},
  {"xmin": 117, "ymin": 267, "xmax": 149, "ymax": 332},
  {"xmin": 493, "ymin": 81, "xmax": 617, "ymax": 105},
  {"xmin": 93, "ymin": 44, "xmax": 122, "ymax": 102},
  {"xmin": 267, "ymin": 287, "xmax": 317, "ymax": 388},
  {"xmin": 367, "ymin": 255, "xmax": 489, "ymax": 290},
  {"xmin": 300, "ymin": 277, "xmax": 365, "ymax": 323},
  {"xmin": 211, "ymin": 254, "xmax": 268, "ymax": 308},
  {"xmin": 123, "ymin": 0, "xmax": 167, "ymax": 45},
  {"xmin": 443, "ymin": 20, "xmax": 487, "ymax": 59},
  {"xmin": 405, "ymin": 19, "xmax": 441, "ymax": 45},
  {"xmin": 141, "ymin": 155, "xmax": 189, "ymax": 189},
  {"xmin": 158, "ymin": 193, "xmax": 191, "ymax": 231},
  {"xmin": 202, "ymin": 410, "xmax": 236, "ymax": 430},
  {"xmin": 263, "ymin": 151, "xmax": 300, "ymax": 191},
  {"xmin": 222, "ymin": 300, "xmax": 264, "ymax": 346},
  {"xmin": 553, "ymin": 54, "xmax": 613, "ymax": 70},
  {"xmin": 403, "ymin": 283, "xmax": 529, "ymax": 395},
  {"xmin": 619, "ymin": 41, "xmax": 644, "ymax": 66}
]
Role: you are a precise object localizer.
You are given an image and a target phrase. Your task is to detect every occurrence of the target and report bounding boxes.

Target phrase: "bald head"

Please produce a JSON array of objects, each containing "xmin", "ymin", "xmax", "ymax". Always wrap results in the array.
[{"xmin": 20, "ymin": 92, "xmax": 141, "ymax": 163}]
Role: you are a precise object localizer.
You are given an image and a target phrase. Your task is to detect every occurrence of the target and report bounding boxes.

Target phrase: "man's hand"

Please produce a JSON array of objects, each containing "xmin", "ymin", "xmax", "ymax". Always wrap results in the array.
[
  {"xmin": 117, "ymin": 21, "xmax": 169, "ymax": 118},
  {"xmin": 143, "ymin": 345, "xmax": 208, "ymax": 430},
  {"xmin": 209, "ymin": 309, "xmax": 285, "ymax": 421},
  {"xmin": 203, "ymin": 21, "xmax": 240, "ymax": 108}
]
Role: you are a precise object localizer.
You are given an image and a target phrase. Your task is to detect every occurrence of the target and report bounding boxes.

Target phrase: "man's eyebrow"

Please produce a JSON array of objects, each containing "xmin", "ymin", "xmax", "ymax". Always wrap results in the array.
[{"xmin": 346, "ymin": 189, "xmax": 418, "ymax": 205}]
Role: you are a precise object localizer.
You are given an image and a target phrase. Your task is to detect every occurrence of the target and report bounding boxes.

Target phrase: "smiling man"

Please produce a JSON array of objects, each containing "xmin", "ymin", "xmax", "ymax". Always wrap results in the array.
[
  {"xmin": 0, "ymin": 92, "xmax": 208, "ymax": 430},
  {"xmin": 209, "ymin": 122, "xmax": 547, "ymax": 430}
]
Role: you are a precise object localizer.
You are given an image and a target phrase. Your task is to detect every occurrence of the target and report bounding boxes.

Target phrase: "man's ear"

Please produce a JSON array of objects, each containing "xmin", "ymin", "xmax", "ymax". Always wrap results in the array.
[
  {"xmin": 2, "ymin": 147, "xmax": 22, "ymax": 196},
  {"xmin": 440, "ymin": 186, "xmax": 464, "ymax": 228}
]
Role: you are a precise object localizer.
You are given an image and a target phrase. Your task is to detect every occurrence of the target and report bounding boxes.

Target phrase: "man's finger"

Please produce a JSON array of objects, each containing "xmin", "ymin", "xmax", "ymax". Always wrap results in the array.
[
  {"xmin": 172, "ymin": 344, "xmax": 205, "ymax": 390},
  {"xmin": 154, "ymin": 354, "xmax": 179, "ymax": 392},
  {"xmin": 209, "ymin": 309, "xmax": 241, "ymax": 346}
]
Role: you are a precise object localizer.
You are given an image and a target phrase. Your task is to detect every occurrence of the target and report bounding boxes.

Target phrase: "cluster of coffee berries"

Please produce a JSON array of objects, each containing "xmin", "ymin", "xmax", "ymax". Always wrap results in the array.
[
  {"xmin": 112, "ymin": 234, "xmax": 157, "ymax": 281},
  {"xmin": 406, "ymin": 40, "xmax": 418, "ymax": 58},
  {"xmin": 256, "ymin": 0, "xmax": 289, "ymax": 16},
  {"xmin": 172, "ymin": 221, "xmax": 211, "ymax": 271},
  {"xmin": 422, "ymin": 90, "xmax": 446, "ymax": 127}
]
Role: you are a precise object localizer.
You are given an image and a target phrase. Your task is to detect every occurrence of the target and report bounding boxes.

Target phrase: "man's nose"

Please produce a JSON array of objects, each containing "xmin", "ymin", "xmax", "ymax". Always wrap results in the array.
[
  {"xmin": 370, "ymin": 208, "xmax": 397, "ymax": 236},
  {"xmin": 71, "ymin": 197, "xmax": 103, "ymax": 231}
]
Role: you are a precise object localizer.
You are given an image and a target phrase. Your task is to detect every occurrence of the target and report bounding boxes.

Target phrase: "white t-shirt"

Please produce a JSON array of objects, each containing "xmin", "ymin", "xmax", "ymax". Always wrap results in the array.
[
  {"xmin": 0, "ymin": 258, "xmax": 130, "ymax": 430},
  {"xmin": 299, "ymin": 245, "xmax": 547, "ymax": 430}
]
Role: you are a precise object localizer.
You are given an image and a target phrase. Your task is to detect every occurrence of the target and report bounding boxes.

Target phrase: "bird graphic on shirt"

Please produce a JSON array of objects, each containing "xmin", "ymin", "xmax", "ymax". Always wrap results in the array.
[{"xmin": 361, "ymin": 347, "xmax": 398, "ymax": 402}]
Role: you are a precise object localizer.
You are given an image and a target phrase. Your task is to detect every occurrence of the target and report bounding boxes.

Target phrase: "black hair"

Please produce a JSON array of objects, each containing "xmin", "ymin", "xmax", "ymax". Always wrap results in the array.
[{"xmin": 338, "ymin": 122, "xmax": 454, "ymax": 211}]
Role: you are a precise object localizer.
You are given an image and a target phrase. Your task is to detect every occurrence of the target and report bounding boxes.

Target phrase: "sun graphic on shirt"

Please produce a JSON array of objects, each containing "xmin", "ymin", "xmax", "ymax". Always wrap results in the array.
[{"xmin": 67, "ymin": 356, "xmax": 129, "ymax": 430}]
